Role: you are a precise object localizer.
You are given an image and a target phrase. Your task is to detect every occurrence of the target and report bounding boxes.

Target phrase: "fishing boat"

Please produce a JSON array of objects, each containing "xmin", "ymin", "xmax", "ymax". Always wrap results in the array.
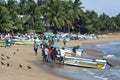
[
  {"xmin": 14, "ymin": 40, "xmax": 34, "ymax": 45},
  {"xmin": 50, "ymin": 45, "xmax": 106, "ymax": 69},
  {"xmin": 0, "ymin": 42, "xmax": 3, "ymax": 47},
  {"xmin": 48, "ymin": 52, "xmax": 106, "ymax": 69},
  {"xmin": 13, "ymin": 39, "xmax": 42, "ymax": 45},
  {"xmin": 63, "ymin": 56, "xmax": 106, "ymax": 69},
  {"xmin": 0, "ymin": 40, "xmax": 5, "ymax": 47},
  {"xmin": 53, "ymin": 45, "xmax": 84, "ymax": 56}
]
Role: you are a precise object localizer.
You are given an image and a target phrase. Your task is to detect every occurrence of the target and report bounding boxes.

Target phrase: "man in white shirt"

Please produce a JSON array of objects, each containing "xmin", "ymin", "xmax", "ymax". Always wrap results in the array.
[
  {"xmin": 60, "ymin": 47, "xmax": 66, "ymax": 61},
  {"xmin": 44, "ymin": 46, "xmax": 49, "ymax": 62},
  {"xmin": 60, "ymin": 48, "xmax": 66, "ymax": 57}
]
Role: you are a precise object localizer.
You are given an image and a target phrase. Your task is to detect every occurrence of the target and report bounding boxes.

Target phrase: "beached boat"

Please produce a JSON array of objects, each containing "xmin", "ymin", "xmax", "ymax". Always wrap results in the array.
[
  {"xmin": 0, "ymin": 42, "xmax": 3, "ymax": 47},
  {"xmin": 0, "ymin": 40, "xmax": 5, "ymax": 47},
  {"xmin": 50, "ymin": 45, "xmax": 106, "ymax": 69},
  {"xmin": 14, "ymin": 40, "xmax": 34, "ymax": 45},
  {"xmin": 63, "ymin": 56, "xmax": 106, "ymax": 69},
  {"xmin": 13, "ymin": 39, "xmax": 42, "ymax": 45},
  {"xmin": 49, "ymin": 53, "xmax": 106, "ymax": 69},
  {"xmin": 52, "ymin": 45, "xmax": 106, "ymax": 69},
  {"xmin": 53, "ymin": 45, "xmax": 84, "ymax": 56}
]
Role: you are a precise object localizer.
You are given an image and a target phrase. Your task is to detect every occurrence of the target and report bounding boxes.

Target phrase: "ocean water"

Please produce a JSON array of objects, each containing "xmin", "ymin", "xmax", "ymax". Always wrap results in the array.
[
  {"xmin": 88, "ymin": 41, "xmax": 120, "ymax": 80},
  {"xmin": 41, "ymin": 41, "xmax": 120, "ymax": 80}
]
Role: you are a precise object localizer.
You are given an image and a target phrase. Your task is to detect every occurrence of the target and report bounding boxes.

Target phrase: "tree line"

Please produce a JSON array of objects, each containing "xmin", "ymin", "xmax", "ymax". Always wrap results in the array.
[{"xmin": 0, "ymin": 0, "xmax": 120, "ymax": 34}]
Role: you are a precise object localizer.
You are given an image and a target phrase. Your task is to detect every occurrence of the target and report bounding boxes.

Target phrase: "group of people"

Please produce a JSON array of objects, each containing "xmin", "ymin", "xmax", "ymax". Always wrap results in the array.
[
  {"xmin": 33, "ymin": 41, "xmax": 66, "ymax": 63},
  {"xmin": 41, "ymin": 45, "xmax": 66, "ymax": 63}
]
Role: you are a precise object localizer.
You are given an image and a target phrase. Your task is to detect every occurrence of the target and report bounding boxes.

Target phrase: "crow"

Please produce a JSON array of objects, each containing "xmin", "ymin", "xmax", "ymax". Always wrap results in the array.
[
  {"xmin": 7, "ymin": 62, "xmax": 9, "ymax": 67},
  {"xmin": 19, "ymin": 64, "xmax": 22, "ymax": 68},
  {"xmin": 1, "ymin": 61, "xmax": 5, "ymax": 65},
  {"xmin": 1, "ymin": 57, "xmax": 4, "ymax": 60},
  {"xmin": 7, "ymin": 56, "xmax": 10, "ymax": 59},
  {"xmin": 1, "ymin": 54, "xmax": 4, "ymax": 56},
  {"xmin": 27, "ymin": 66, "xmax": 31, "ymax": 69}
]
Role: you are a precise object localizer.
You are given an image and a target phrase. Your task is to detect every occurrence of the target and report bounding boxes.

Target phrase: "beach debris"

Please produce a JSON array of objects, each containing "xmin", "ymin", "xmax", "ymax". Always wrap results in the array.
[
  {"xmin": 19, "ymin": 64, "xmax": 23, "ymax": 68},
  {"xmin": 27, "ymin": 66, "xmax": 32, "ymax": 69},
  {"xmin": 1, "ymin": 53, "xmax": 4, "ymax": 57},
  {"xmin": 7, "ymin": 62, "xmax": 10, "ymax": 67},
  {"xmin": 1, "ymin": 61, "xmax": 5, "ymax": 65},
  {"xmin": 6, "ymin": 56, "xmax": 10, "ymax": 59},
  {"xmin": 1, "ymin": 57, "xmax": 5, "ymax": 60}
]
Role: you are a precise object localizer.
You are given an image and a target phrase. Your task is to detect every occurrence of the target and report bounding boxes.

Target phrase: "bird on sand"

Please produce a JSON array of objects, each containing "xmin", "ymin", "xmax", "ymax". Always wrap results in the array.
[
  {"xmin": 7, "ymin": 62, "xmax": 10, "ymax": 67},
  {"xmin": 19, "ymin": 64, "xmax": 22, "ymax": 68},
  {"xmin": 6, "ymin": 56, "xmax": 10, "ymax": 59},
  {"xmin": 27, "ymin": 66, "xmax": 32, "ymax": 69},
  {"xmin": 1, "ymin": 61, "xmax": 5, "ymax": 65},
  {"xmin": 1, "ymin": 57, "xmax": 5, "ymax": 60},
  {"xmin": 1, "ymin": 53, "xmax": 4, "ymax": 56}
]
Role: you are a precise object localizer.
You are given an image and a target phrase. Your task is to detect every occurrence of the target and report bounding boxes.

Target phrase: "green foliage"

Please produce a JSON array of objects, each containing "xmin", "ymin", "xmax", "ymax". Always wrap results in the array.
[
  {"xmin": 114, "ymin": 14, "xmax": 120, "ymax": 31},
  {"xmin": 0, "ymin": 6, "xmax": 14, "ymax": 32},
  {"xmin": 40, "ymin": 0, "xmax": 83, "ymax": 30},
  {"xmin": 0, "ymin": 0, "xmax": 120, "ymax": 33},
  {"xmin": 0, "ymin": 0, "xmax": 6, "ymax": 6},
  {"xmin": 36, "ymin": 26, "xmax": 45, "ymax": 33}
]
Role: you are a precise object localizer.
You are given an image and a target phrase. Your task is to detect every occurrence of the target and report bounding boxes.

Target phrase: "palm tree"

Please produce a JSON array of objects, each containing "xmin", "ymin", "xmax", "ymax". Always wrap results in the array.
[
  {"xmin": 24, "ymin": 0, "xmax": 39, "ymax": 29},
  {"xmin": 114, "ymin": 13, "xmax": 120, "ymax": 31},
  {"xmin": 17, "ymin": 0, "xmax": 28, "ymax": 15},
  {"xmin": 97, "ymin": 13, "xmax": 111, "ymax": 33},
  {"xmin": 6, "ymin": 0, "xmax": 23, "ymax": 32},
  {"xmin": 63, "ymin": 0, "xmax": 83, "ymax": 32},
  {"xmin": 40, "ymin": 0, "xmax": 83, "ymax": 32},
  {"xmin": 0, "ymin": 0, "xmax": 6, "ymax": 6},
  {"xmin": 0, "ymin": 6, "xmax": 13, "ymax": 32},
  {"xmin": 84, "ymin": 10, "xmax": 98, "ymax": 33}
]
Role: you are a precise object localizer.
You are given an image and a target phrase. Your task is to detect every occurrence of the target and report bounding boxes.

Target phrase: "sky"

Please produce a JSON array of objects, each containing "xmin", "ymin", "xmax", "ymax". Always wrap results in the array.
[{"xmin": 80, "ymin": 0, "xmax": 120, "ymax": 17}]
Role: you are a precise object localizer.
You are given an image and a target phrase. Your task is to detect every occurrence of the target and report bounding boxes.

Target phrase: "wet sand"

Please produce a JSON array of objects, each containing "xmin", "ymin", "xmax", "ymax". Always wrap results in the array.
[{"xmin": 0, "ymin": 34, "xmax": 120, "ymax": 80}]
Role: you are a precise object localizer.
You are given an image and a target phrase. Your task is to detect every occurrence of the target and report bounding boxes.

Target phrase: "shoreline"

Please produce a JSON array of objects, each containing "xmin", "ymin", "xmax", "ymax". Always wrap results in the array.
[
  {"xmin": 0, "ymin": 34, "xmax": 120, "ymax": 80},
  {"xmin": 58, "ymin": 34, "xmax": 120, "ymax": 47}
]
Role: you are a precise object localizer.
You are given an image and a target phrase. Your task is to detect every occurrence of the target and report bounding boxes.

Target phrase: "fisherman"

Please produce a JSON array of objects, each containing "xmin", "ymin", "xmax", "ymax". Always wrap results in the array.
[
  {"xmin": 63, "ymin": 38, "xmax": 66, "ymax": 46},
  {"xmin": 47, "ymin": 46, "xmax": 53, "ymax": 63},
  {"xmin": 44, "ymin": 45, "xmax": 49, "ymax": 62},
  {"xmin": 41, "ymin": 45, "xmax": 46, "ymax": 62},
  {"xmin": 60, "ymin": 47, "xmax": 66, "ymax": 61},
  {"xmin": 72, "ymin": 45, "xmax": 80, "ymax": 56},
  {"xmin": 51, "ymin": 47, "xmax": 58, "ymax": 63},
  {"xmin": 33, "ymin": 41, "xmax": 38, "ymax": 56},
  {"xmin": 4, "ymin": 38, "xmax": 9, "ymax": 47}
]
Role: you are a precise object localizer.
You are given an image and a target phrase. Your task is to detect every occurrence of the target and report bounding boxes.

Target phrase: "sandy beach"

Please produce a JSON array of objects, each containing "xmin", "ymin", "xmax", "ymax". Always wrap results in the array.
[
  {"xmin": 0, "ymin": 45, "xmax": 69, "ymax": 80},
  {"xmin": 58, "ymin": 33, "xmax": 120, "ymax": 47},
  {"xmin": 0, "ymin": 34, "xmax": 120, "ymax": 80}
]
